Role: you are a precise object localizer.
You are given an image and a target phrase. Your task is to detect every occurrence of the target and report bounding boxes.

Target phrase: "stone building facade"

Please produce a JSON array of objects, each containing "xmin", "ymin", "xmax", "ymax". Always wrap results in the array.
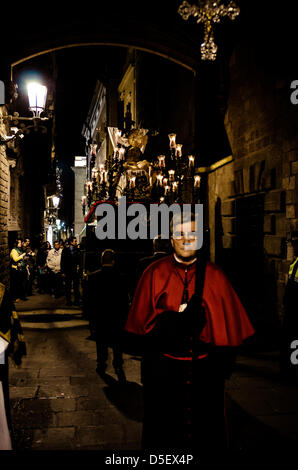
[
  {"xmin": 207, "ymin": 43, "xmax": 298, "ymax": 348},
  {"xmin": 0, "ymin": 106, "xmax": 10, "ymax": 286}
]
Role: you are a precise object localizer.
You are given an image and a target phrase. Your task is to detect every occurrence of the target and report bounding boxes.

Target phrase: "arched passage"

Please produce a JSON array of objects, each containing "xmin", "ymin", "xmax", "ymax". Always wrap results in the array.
[{"xmin": 10, "ymin": 42, "xmax": 197, "ymax": 79}]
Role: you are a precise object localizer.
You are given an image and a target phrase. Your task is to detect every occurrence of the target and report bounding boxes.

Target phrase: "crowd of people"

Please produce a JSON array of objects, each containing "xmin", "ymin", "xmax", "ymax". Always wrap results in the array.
[
  {"xmin": 9, "ymin": 236, "xmax": 81, "ymax": 306},
  {"xmin": 2, "ymin": 218, "xmax": 297, "ymax": 453},
  {"xmin": 7, "ymin": 225, "xmax": 256, "ymax": 454}
]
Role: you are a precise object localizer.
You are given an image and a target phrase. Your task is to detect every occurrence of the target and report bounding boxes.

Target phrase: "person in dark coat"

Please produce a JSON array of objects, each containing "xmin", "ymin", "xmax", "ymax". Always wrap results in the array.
[
  {"xmin": 136, "ymin": 235, "xmax": 170, "ymax": 283},
  {"xmin": 36, "ymin": 241, "xmax": 50, "ymax": 294},
  {"xmin": 22, "ymin": 238, "xmax": 36, "ymax": 296},
  {"xmin": 61, "ymin": 236, "xmax": 81, "ymax": 306},
  {"xmin": 87, "ymin": 249, "xmax": 129, "ymax": 384}
]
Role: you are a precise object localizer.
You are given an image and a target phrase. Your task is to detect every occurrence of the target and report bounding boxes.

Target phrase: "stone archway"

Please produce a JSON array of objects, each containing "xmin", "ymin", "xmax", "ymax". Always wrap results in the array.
[
  {"xmin": 2, "ymin": 3, "xmax": 202, "ymax": 82},
  {"xmin": 10, "ymin": 42, "xmax": 197, "ymax": 80}
]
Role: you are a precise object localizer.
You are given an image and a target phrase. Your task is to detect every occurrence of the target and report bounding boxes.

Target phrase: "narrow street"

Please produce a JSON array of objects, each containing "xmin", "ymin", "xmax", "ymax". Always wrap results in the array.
[
  {"xmin": 10, "ymin": 293, "xmax": 143, "ymax": 451},
  {"xmin": 7, "ymin": 291, "xmax": 298, "ymax": 456}
]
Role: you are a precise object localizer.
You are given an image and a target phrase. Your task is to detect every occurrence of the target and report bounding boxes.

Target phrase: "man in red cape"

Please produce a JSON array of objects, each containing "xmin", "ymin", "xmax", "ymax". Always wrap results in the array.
[{"xmin": 125, "ymin": 212, "xmax": 255, "ymax": 453}]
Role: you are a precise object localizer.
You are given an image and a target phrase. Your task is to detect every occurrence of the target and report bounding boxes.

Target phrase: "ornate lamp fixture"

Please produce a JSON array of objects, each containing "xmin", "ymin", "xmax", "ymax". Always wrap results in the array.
[
  {"xmin": 27, "ymin": 82, "xmax": 47, "ymax": 119},
  {"xmin": 178, "ymin": 0, "xmax": 240, "ymax": 61},
  {"xmin": 0, "ymin": 81, "xmax": 49, "ymax": 145}
]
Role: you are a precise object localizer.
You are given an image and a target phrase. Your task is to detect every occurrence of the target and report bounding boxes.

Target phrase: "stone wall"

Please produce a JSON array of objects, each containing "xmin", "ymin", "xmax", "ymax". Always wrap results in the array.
[
  {"xmin": 0, "ymin": 106, "xmax": 10, "ymax": 286},
  {"xmin": 207, "ymin": 44, "xmax": 298, "ymax": 349}
]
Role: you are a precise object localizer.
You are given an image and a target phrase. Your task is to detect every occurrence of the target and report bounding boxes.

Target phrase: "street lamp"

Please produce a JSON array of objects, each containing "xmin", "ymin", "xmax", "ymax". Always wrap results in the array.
[
  {"xmin": 52, "ymin": 195, "xmax": 60, "ymax": 209},
  {"xmin": 0, "ymin": 80, "xmax": 49, "ymax": 144},
  {"xmin": 27, "ymin": 82, "xmax": 47, "ymax": 119}
]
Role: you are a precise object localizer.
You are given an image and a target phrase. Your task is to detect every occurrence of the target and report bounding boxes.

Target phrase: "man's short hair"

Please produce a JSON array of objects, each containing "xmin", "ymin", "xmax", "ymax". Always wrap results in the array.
[
  {"xmin": 68, "ymin": 236, "xmax": 77, "ymax": 244},
  {"xmin": 169, "ymin": 211, "xmax": 197, "ymax": 236},
  {"xmin": 101, "ymin": 249, "xmax": 116, "ymax": 266}
]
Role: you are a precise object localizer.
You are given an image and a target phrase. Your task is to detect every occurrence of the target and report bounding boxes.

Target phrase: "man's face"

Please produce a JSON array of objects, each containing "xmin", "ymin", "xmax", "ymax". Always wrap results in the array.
[
  {"xmin": 171, "ymin": 221, "xmax": 198, "ymax": 261},
  {"xmin": 54, "ymin": 242, "xmax": 60, "ymax": 250},
  {"xmin": 71, "ymin": 238, "xmax": 77, "ymax": 246}
]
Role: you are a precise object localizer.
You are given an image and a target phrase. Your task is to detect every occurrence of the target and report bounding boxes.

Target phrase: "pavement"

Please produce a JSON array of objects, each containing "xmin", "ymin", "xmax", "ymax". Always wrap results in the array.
[{"xmin": 6, "ymin": 289, "xmax": 298, "ymax": 460}]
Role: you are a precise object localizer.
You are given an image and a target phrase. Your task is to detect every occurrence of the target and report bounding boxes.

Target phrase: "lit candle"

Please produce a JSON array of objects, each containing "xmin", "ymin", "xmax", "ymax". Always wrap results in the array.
[
  {"xmin": 168, "ymin": 169, "xmax": 175, "ymax": 181},
  {"xmin": 188, "ymin": 155, "xmax": 195, "ymax": 167},
  {"xmin": 90, "ymin": 144, "xmax": 97, "ymax": 155},
  {"xmin": 157, "ymin": 174, "xmax": 163, "ymax": 186},
  {"xmin": 194, "ymin": 175, "xmax": 201, "ymax": 188},
  {"xmin": 163, "ymin": 178, "xmax": 168, "ymax": 187},
  {"xmin": 130, "ymin": 176, "xmax": 136, "ymax": 188},
  {"xmin": 116, "ymin": 129, "xmax": 122, "ymax": 142},
  {"xmin": 164, "ymin": 185, "xmax": 170, "ymax": 195},
  {"xmin": 160, "ymin": 197, "xmax": 165, "ymax": 203},
  {"xmin": 158, "ymin": 155, "xmax": 166, "ymax": 167},
  {"xmin": 92, "ymin": 168, "xmax": 98, "ymax": 178},
  {"xmin": 175, "ymin": 144, "xmax": 183, "ymax": 158},
  {"xmin": 149, "ymin": 176, "xmax": 153, "ymax": 187},
  {"xmin": 172, "ymin": 181, "xmax": 178, "ymax": 192},
  {"xmin": 168, "ymin": 133, "xmax": 176, "ymax": 149},
  {"xmin": 119, "ymin": 147, "xmax": 125, "ymax": 160}
]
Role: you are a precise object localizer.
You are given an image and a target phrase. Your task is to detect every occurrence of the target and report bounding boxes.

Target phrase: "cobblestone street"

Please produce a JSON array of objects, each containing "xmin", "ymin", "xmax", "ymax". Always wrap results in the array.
[
  {"xmin": 9, "ymin": 325, "xmax": 143, "ymax": 451},
  {"xmin": 5, "ymin": 292, "xmax": 298, "ymax": 461}
]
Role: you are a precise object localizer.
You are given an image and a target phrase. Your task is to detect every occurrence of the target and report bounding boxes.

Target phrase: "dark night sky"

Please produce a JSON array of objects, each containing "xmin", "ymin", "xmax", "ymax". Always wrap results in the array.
[
  {"xmin": 9, "ymin": 0, "xmax": 298, "ymax": 229},
  {"xmin": 13, "ymin": 45, "xmax": 128, "ymax": 225}
]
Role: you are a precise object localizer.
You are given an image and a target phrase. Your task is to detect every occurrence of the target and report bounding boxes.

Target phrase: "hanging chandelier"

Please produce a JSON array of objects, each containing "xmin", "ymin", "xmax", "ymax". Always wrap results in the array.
[{"xmin": 178, "ymin": 0, "xmax": 240, "ymax": 61}]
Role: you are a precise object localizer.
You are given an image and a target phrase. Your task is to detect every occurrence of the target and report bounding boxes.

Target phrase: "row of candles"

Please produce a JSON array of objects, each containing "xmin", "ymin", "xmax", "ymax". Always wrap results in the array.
[
  {"xmin": 82, "ymin": 131, "xmax": 202, "ymax": 209},
  {"xmin": 157, "ymin": 153, "xmax": 194, "ymax": 167}
]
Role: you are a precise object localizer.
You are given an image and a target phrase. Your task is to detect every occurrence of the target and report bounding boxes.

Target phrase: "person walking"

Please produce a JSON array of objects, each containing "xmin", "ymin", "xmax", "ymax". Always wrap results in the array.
[
  {"xmin": 46, "ymin": 240, "xmax": 63, "ymax": 298},
  {"xmin": 61, "ymin": 236, "xmax": 81, "ymax": 306},
  {"xmin": 125, "ymin": 212, "xmax": 255, "ymax": 453},
  {"xmin": 87, "ymin": 249, "xmax": 129, "ymax": 383}
]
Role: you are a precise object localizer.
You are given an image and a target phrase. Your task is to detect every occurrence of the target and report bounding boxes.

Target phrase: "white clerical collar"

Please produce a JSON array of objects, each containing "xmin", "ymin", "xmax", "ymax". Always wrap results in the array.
[{"xmin": 173, "ymin": 253, "xmax": 197, "ymax": 266}]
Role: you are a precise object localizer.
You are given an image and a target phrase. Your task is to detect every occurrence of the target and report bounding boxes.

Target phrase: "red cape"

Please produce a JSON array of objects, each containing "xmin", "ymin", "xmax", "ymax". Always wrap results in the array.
[{"xmin": 125, "ymin": 255, "xmax": 255, "ymax": 347}]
